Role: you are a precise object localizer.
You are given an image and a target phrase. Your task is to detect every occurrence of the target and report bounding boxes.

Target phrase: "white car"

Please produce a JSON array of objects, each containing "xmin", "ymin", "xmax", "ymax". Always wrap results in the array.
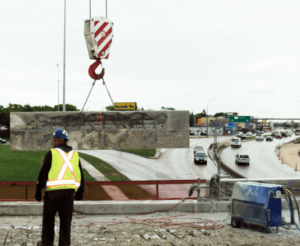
[
  {"xmin": 235, "ymin": 153, "xmax": 250, "ymax": 166},
  {"xmin": 256, "ymin": 133, "xmax": 264, "ymax": 141},
  {"xmin": 0, "ymin": 138, "xmax": 7, "ymax": 144},
  {"xmin": 246, "ymin": 132, "xmax": 252, "ymax": 136},
  {"xmin": 236, "ymin": 132, "xmax": 244, "ymax": 137},
  {"xmin": 231, "ymin": 138, "xmax": 242, "ymax": 148}
]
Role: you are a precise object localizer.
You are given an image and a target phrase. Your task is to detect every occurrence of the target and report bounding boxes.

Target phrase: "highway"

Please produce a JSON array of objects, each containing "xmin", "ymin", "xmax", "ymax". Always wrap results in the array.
[
  {"xmin": 79, "ymin": 136, "xmax": 232, "ymax": 198},
  {"xmin": 79, "ymin": 135, "xmax": 300, "ymax": 198},
  {"xmin": 221, "ymin": 135, "xmax": 300, "ymax": 178},
  {"xmin": 79, "ymin": 136, "xmax": 232, "ymax": 181}
]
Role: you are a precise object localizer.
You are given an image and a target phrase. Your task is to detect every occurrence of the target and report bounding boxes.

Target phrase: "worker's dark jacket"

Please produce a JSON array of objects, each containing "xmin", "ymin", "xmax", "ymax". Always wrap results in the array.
[{"xmin": 36, "ymin": 144, "xmax": 85, "ymax": 193}]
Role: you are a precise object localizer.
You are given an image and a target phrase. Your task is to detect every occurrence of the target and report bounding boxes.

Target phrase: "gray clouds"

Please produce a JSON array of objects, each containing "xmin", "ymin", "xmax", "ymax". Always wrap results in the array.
[{"xmin": 0, "ymin": 0, "xmax": 299, "ymax": 118}]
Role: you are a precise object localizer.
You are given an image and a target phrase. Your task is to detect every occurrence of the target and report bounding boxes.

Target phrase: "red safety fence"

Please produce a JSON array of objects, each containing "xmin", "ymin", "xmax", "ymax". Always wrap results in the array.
[{"xmin": 0, "ymin": 179, "xmax": 206, "ymax": 202}]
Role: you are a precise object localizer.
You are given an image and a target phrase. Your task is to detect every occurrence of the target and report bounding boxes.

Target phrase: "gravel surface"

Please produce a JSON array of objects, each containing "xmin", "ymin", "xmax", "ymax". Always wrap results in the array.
[{"xmin": 0, "ymin": 212, "xmax": 299, "ymax": 245}]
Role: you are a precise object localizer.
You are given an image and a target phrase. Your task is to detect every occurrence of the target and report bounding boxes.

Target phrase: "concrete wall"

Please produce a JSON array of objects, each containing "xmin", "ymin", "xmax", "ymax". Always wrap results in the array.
[{"xmin": 10, "ymin": 110, "xmax": 189, "ymax": 151}]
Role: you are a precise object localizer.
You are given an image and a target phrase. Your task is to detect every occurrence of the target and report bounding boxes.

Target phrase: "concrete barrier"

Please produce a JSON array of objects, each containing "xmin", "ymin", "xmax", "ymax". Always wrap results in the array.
[
  {"xmin": 10, "ymin": 110, "xmax": 189, "ymax": 151},
  {"xmin": 0, "ymin": 198, "xmax": 299, "ymax": 215}
]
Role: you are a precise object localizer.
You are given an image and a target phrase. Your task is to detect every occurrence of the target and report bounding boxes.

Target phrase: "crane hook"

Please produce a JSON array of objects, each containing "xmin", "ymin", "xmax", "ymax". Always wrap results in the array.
[{"xmin": 88, "ymin": 58, "xmax": 105, "ymax": 80}]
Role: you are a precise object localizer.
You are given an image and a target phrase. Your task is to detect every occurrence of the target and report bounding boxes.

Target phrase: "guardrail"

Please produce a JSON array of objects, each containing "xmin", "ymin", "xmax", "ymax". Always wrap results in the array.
[{"xmin": 0, "ymin": 179, "xmax": 207, "ymax": 201}]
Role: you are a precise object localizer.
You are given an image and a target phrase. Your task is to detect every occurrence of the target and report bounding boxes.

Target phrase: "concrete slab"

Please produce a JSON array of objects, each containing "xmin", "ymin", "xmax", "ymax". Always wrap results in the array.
[
  {"xmin": 0, "ymin": 211, "xmax": 298, "ymax": 246},
  {"xmin": 10, "ymin": 110, "xmax": 189, "ymax": 151},
  {"xmin": 0, "ymin": 200, "xmax": 230, "ymax": 216},
  {"xmin": 0, "ymin": 198, "xmax": 297, "ymax": 216}
]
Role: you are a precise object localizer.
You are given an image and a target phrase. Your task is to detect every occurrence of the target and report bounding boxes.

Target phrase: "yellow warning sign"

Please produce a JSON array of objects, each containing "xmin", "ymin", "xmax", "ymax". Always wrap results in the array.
[{"xmin": 114, "ymin": 102, "xmax": 137, "ymax": 110}]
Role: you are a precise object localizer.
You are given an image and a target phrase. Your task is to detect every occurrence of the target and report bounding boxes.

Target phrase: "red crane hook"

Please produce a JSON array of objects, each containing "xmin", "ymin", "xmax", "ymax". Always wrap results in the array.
[{"xmin": 88, "ymin": 58, "xmax": 105, "ymax": 80}]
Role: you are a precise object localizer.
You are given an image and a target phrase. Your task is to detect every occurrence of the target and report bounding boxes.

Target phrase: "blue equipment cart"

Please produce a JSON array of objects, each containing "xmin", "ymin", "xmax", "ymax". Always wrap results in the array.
[{"xmin": 231, "ymin": 182, "xmax": 283, "ymax": 228}]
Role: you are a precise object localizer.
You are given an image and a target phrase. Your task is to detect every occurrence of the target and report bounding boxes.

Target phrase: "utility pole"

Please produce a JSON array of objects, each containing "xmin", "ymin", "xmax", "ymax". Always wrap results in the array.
[
  {"xmin": 63, "ymin": 0, "xmax": 66, "ymax": 112},
  {"xmin": 57, "ymin": 63, "xmax": 59, "ymax": 111},
  {"xmin": 207, "ymin": 99, "xmax": 215, "ymax": 137}
]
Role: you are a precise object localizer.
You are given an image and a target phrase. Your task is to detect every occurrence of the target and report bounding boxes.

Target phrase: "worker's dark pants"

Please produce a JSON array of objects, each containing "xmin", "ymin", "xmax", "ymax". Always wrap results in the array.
[{"xmin": 42, "ymin": 189, "xmax": 74, "ymax": 246}]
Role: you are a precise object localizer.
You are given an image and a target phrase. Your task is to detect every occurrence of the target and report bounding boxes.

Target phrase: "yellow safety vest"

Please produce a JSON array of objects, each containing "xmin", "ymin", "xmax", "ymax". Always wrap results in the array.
[{"xmin": 45, "ymin": 148, "xmax": 81, "ymax": 192}]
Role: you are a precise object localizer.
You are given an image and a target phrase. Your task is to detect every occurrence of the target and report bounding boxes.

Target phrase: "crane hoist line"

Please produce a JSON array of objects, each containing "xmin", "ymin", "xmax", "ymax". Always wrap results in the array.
[{"xmin": 82, "ymin": 15, "xmax": 114, "ymax": 112}]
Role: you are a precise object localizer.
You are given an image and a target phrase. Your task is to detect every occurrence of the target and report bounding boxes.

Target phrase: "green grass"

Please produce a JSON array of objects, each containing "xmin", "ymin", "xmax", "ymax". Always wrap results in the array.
[
  {"xmin": 79, "ymin": 153, "xmax": 129, "ymax": 181},
  {"xmin": 0, "ymin": 145, "xmax": 152, "ymax": 199},
  {"xmin": 245, "ymin": 134, "xmax": 270, "ymax": 140},
  {"xmin": 0, "ymin": 137, "xmax": 9, "ymax": 141},
  {"xmin": 80, "ymin": 169, "xmax": 97, "ymax": 181},
  {"xmin": 121, "ymin": 149, "xmax": 156, "ymax": 157},
  {"xmin": 0, "ymin": 145, "xmax": 95, "ymax": 181},
  {"xmin": 0, "ymin": 145, "xmax": 47, "ymax": 181}
]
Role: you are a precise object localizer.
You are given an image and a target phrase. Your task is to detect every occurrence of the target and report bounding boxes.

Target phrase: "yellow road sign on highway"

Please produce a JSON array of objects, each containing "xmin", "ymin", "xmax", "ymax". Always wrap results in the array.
[{"xmin": 114, "ymin": 102, "xmax": 137, "ymax": 110}]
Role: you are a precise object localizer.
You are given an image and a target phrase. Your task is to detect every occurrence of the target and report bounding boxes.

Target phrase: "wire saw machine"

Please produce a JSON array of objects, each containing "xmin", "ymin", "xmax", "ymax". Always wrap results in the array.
[{"xmin": 231, "ymin": 182, "xmax": 300, "ymax": 230}]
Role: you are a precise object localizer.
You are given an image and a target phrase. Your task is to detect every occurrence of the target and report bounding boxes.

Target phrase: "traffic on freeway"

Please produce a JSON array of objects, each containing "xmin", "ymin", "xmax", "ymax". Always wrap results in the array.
[
  {"xmin": 79, "ymin": 136, "xmax": 233, "ymax": 181},
  {"xmin": 79, "ymin": 136, "xmax": 232, "ymax": 198},
  {"xmin": 221, "ymin": 134, "xmax": 300, "ymax": 178}
]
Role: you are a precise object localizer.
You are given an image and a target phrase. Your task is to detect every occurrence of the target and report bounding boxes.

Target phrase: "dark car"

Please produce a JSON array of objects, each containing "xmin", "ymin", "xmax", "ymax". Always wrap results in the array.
[
  {"xmin": 200, "ymin": 132, "xmax": 207, "ymax": 136},
  {"xmin": 194, "ymin": 151, "xmax": 207, "ymax": 164},
  {"xmin": 281, "ymin": 132, "xmax": 287, "ymax": 138},
  {"xmin": 189, "ymin": 132, "xmax": 195, "ymax": 136},
  {"xmin": 193, "ymin": 146, "xmax": 204, "ymax": 154},
  {"xmin": 266, "ymin": 136, "xmax": 273, "ymax": 142},
  {"xmin": 275, "ymin": 135, "xmax": 282, "ymax": 139},
  {"xmin": 0, "ymin": 138, "xmax": 7, "ymax": 144}
]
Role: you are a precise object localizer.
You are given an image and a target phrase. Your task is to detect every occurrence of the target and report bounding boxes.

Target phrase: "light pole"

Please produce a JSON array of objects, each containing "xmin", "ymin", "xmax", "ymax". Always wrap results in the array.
[
  {"xmin": 256, "ymin": 110, "xmax": 263, "ymax": 131},
  {"xmin": 206, "ymin": 99, "xmax": 215, "ymax": 137},
  {"xmin": 63, "ymin": 0, "xmax": 66, "ymax": 112},
  {"xmin": 57, "ymin": 63, "xmax": 59, "ymax": 111},
  {"xmin": 238, "ymin": 106, "xmax": 246, "ymax": 115},
  {"xmin": 238, "ymin": 106, "xmax": 246, "ymax": 131}
]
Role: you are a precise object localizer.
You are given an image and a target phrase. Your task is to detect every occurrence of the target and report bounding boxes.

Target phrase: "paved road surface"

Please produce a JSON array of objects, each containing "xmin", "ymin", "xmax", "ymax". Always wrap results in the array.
[
  {"xmin": 221, "ymin": 135, "xmax": 300, "ymax": 178},
  {"xmin": 79, "ymin": 136, "xmax": 233, "ymax": 181},
  {"xmin": 79, "ymin": 136, "xmax": 232, "ymax": 198}
]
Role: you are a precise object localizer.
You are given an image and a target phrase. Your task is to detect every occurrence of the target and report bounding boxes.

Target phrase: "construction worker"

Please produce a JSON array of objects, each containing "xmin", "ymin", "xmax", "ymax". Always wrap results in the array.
[{"xmin": 35, "ymin": 128, "xmax": 85, "ymax": 246}]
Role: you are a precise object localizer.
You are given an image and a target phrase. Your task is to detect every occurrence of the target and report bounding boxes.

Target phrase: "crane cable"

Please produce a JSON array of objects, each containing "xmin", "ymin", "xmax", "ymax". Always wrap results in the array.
[
  {"xmin": 81, "ymin": 76, "xmax": 114, "ymax": 112},
  {"xmin": 89, "ymin": 0, "xmax": 107, "ymax": 18}
]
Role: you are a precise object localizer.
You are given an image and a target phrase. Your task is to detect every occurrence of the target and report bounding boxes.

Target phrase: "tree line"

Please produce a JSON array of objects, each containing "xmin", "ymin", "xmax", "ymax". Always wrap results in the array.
[
  {"xmin": 0, "ymin": 103, "xmax": 79, "ymax": 129},
  {"xmin": 0, "ymin": 103, "xmax": 226, "ymax": 129}
]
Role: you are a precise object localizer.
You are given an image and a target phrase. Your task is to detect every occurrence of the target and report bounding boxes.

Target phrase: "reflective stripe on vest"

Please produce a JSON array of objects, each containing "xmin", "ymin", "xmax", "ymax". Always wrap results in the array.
[{"xmin": 46, "ymin": 148, "xmax": 80, "ymax": 189}]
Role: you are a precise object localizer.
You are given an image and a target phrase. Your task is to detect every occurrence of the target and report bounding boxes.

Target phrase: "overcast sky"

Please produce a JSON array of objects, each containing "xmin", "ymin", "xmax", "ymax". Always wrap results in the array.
[{"xmin": 0, "ymin": 0, "xmax": 299, "ymax": 119}]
